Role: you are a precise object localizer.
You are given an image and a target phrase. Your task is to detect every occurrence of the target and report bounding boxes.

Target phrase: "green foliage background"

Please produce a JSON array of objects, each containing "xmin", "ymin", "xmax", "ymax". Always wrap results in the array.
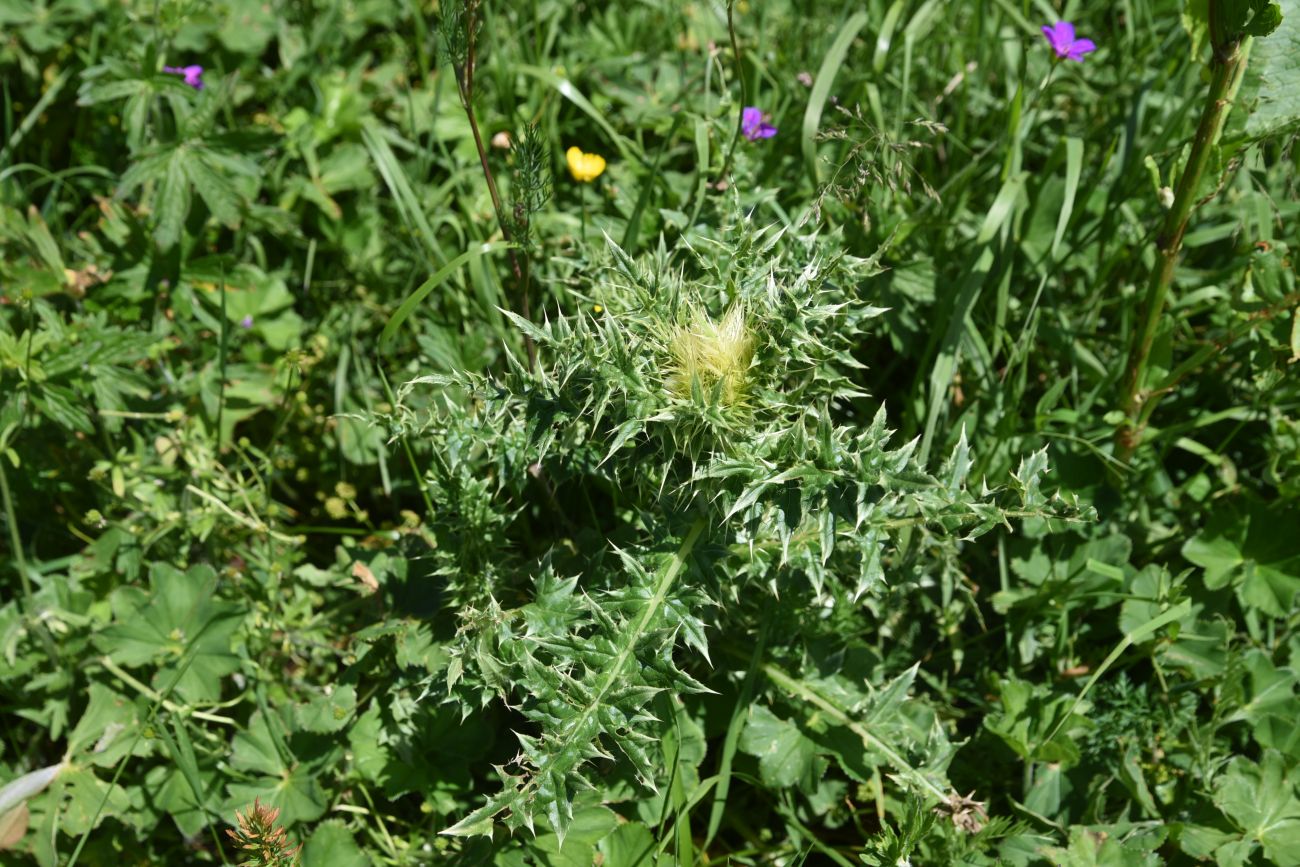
[{"xmin": 1, "ymin": 0, "xmax": 1299, "ymax": 864}]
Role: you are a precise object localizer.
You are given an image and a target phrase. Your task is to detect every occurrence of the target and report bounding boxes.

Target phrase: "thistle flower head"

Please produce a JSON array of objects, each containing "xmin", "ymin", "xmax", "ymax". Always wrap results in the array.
[{"xmin": 667, "ymin": 303, "xmax": 754, "ymax": 406}]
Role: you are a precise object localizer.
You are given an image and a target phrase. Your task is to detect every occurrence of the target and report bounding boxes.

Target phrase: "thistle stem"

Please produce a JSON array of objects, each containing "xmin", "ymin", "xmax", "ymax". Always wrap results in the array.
[{"xmin": 1117, "ymin": 32, "xmax": 1249, "ymax": 460}]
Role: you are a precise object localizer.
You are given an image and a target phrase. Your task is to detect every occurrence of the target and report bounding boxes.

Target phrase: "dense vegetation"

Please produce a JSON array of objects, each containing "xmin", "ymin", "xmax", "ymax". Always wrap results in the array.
[{"xmin": 2, "ymin": 0, "xmax": 1299, "ymax": 864}]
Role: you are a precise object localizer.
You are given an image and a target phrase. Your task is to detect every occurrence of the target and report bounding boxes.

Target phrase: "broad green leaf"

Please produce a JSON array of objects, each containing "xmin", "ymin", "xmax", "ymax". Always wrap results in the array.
[
  {"xmin": 295, "ymin": 685, "xmax": 357, "ymax": 734},
  {"xmin": 1241, "ymin": 564, "xmax": 1300, "ymax": 618},
  {"xmin": 1213, "ymin": 751, "xmax": 1300, "ymax": 866},
  {"xmin": 1243, "ymin": 0, "xmax": 1300, "ymax": 138},
  {"xmin": 96, "ymin": 564, "xmax": 244, "ymax": 703},
  {"xmin": 739, "ymin": 705, "xmax": 818, "ymax": 789},
  {"xmin": 218, "ymin": 0, "xmax": 277, "ymax": 54},
  {"xmin": 1213, "ymin": 838, "xmax": 1257, "ymax": 867},
  {"xmin": 185, "ymin": 152, "xmax": 242, "ymax": 227},
  {"xmin": 225, "ymin": 766, "xmax": 328, "ymax": 828},
  {"xmin": 230, "ymin": 710, "xmax": 289, "ymax": 777},
  {"xmin": 1173, "ymin": 821, "xmax": 1238, "ymax": 859},
  {"xmin": 984, "ymin": 676, "xmax": 1087, "ymax": 765},
  {"xmin": 526, "ymin": 806, "xmax": 619, "ymax": 867},
  {"xmin": 1216, "ymin": 0, "xmax": 1285, "ymax": 42},
  {"xmin": 1232, "ymin": 652, "xmax": 1300, "ymax": 756},
  {"xmin": 1040, "ymin": 825, "xmax": 1163, "ymax": 866},
  {"xmin": 57, "ymin": 767, "xmax": 131, "ymax": 837},
  {"xmin": 147, "ymin": 764, "xmax": 215, "ymax": 839},
  {"xmin": 598, "ymin": 821, "xmax": 656, "ymax": 867},
  {"xmin": 154, "ymin": 146, "xmax": 192, "ymax": 250},
  {"xmin": 301, "ymin": 820, "xmax": 370, "ymax": 867},
  {"xmin": 347, "ymin": 704, "xmax": 389, "ymax": 784},
  {"xmin": 1182, "ymin": 501, "xmax": 1300, "ymax": 610},
  {"xmin": 65, "ymin": 684, "xmax": 142, "ymax": 767}
]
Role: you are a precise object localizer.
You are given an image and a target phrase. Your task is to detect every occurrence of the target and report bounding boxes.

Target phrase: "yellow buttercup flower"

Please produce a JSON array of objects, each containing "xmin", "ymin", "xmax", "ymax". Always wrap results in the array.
[{"xmin": 566, "ymin": 146, "xmax": 606, "ymax": 182}]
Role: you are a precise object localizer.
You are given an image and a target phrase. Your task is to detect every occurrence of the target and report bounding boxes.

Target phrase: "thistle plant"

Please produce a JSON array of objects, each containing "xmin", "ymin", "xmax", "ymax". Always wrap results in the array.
[{"xmin": 377, "ymin": 212, "xmax": 1092, "ymax": 844}]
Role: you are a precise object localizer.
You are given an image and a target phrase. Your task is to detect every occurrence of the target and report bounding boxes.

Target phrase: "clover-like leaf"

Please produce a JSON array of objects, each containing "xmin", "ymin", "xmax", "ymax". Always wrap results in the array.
[
  {"xmin": 96, "ymin": 563, "xmax": 244, "ymax": 704},
  {"xmin": 1213, "ymin": 751, "xmax": 1300, "ymax": 866}
]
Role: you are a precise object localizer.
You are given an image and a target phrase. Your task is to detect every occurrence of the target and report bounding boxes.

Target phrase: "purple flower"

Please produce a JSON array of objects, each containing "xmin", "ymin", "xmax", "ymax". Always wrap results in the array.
[
  {"xmin": 239, "ymin": 315, "xmax": 254, "ymax": 329},
  {"xmin": 1041, "ymin": 22, "xmax": 1095, "ymax": 62},
  {"xmin": 164, "ymin": 64, "xmax": 205, "ymax": 89},
  {"xmin": 741, "ymin": 106, "xmax": 777, "ymax": 142}
]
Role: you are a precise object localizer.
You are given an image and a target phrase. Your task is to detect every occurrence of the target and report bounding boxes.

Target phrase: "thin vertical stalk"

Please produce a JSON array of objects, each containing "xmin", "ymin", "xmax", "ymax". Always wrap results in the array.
[
  {"xmin": 714, "ymin": 0, "xmax": 748, "ymax": 185},
  {"xmin": 0, "ymin": 452, "xmax": 33, "ymax": 606},
  {"xmin": 451, "ymin": 1, "xmax": 535, "ymax": 369},
  {"xmin": 0, "ymin": 443, "xmax": 60, "ymax": 665},
  {"xmin": 1117, "ymin": 34, "xmax": 1249, "ymax": 460}
]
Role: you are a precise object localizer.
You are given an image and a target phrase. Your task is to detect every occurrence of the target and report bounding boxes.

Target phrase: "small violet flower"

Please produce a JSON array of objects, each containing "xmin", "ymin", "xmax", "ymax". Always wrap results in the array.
[
  {"xmin": 741, "ymin": 106, "xmax": 777, "ymax": 142},
  {"xmin": 1041, "ymin": 22, "xmax": 1095, "ymax": 62},
  {"xmin": 164, "ymin": 64, "xmax": 205, "ymax": 90},
  {"xmin": 239, "ymin": 315, "xmax": 254, "ymax": 329}
]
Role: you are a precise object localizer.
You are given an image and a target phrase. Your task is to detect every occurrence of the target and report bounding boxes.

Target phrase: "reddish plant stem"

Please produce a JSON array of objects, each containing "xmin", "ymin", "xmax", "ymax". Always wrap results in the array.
[{"xmin": 454, "ymin": 1, "xmax": 536, "ymax": 370}]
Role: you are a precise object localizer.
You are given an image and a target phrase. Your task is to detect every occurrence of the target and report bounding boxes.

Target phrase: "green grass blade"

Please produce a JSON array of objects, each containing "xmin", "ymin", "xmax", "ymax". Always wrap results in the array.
[
  {"xmin": 379, "ymin": 241, "xmax": 515, "ymax": 349},
  {"xmin": 1041, "ymin": 600, "xmax": 1193, "ymax": 749},
  {"xmin": 704, "ymin": 614, "xmax": 770, "ymax": 848},
  {"xmin": 919, "ymin": 246, "xmax": 995, "ymax": 466},
  {"xmin": 513, "ymin": 64, "xmax": 644, "ymax": 164},
  {"xmin": 361, "ymin": 118, "xmax": 446, "ymax": 266},
  {"xmin": 1052, "ymin": 137, "xmax": 1084, "ymax": 260},
  {"xmin": 801, "ymin": 11, "xmax": 869, "ymax": 185}
]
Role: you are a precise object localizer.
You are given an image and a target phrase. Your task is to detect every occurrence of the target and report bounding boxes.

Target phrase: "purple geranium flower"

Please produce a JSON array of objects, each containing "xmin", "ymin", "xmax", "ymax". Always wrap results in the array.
[
  {"xmin": 741, "ymin": 106, "xmax": 777, "ymax": 141},
  {"xmin": 239, "ymin": 315, "xmax": 254, "ymax": 329},
  {"xmin": 164, "ymin": 64, "xmax": 205, "ymax": 89},
  {"xmin": 1041, "ymin": 22, "xmax": 1095, "ymax": 62}
]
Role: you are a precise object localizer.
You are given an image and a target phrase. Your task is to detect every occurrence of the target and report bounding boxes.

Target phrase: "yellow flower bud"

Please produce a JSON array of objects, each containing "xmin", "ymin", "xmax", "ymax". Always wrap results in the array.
[{"xmin": 566, "ymin": 146, "xmax": 606, "ymax": 182}]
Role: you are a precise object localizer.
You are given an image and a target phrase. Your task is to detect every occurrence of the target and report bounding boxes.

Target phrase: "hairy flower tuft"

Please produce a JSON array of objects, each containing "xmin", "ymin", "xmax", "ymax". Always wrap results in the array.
[{"xmin": 667, "ymin": 303, "xmax": 754, "ymax": 405}]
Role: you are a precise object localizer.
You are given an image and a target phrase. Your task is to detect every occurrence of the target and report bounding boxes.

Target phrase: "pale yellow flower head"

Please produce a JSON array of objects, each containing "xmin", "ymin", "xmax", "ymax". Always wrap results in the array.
[
  {"xmin": 566, "ymin": 146, "xmax": 606, "ymax": 183},
  {"xmin": 668, "ymin": 303, "xmax": 754, "ymax": 406}
]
